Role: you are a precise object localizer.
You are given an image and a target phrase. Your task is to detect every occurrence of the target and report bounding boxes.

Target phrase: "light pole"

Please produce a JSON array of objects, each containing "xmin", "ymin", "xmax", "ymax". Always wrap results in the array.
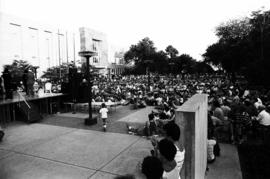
[
  {"xmin": 144, "ymin": 60, "xmax": 152, "ymax": 92},
  {"xmin": 260, "ymin": 14, "xmax": 266, "ymax": 61},
  {"xmin": 169, "ymin": 62, "xmax": 175, "ymax": 77},
  {"xmin": 78, "ymin": 51, "xmax": 97, "ymax": 125}
]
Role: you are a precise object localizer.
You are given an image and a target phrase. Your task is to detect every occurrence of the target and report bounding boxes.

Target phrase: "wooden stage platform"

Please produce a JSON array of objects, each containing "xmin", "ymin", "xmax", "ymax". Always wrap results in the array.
[{"xmin": 0, "ymin": 93, "xmax": 67, "ymax": 126}]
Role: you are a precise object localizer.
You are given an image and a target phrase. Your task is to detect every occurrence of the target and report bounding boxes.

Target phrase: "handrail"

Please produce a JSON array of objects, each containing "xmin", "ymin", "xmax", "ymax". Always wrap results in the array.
[{"xmin": 17, "ymin": 91, "xmax": 31, "ymax": 109}]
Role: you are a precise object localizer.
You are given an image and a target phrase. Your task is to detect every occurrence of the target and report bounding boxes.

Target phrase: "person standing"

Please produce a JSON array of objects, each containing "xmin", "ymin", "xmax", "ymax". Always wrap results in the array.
[
  {"xmin": 22, "ymin": 68, "xmax": 28, "ymax": 95},
  {"xmin": 2, "ymin": 68, "xmax": 13, "ymax": 99},
  {"xmin": 26, "ymin": 68, "xmax": 35, "ymax": 96},
  {"xmin": 99, "ymin": 103, "xmax": 109, "ymax": 131},
  {"xmin": 0, "ymin": 76, "xmax": 5, "ymax": 99}
]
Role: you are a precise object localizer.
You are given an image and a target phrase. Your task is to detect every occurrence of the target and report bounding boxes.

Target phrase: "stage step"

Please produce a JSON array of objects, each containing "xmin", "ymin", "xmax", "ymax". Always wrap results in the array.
[{"xmin": 17, "ymin": 101, "xmax": 42, "ymax": 123}]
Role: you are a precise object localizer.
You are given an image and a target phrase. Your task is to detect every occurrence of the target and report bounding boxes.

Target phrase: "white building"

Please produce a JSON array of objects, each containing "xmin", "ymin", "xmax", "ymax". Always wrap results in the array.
[
  {"xmin": 79, "ymin": 27, "xmax": 109, "ymax": 75},
  {"xmin": 0, "ymin": 12, "xmax": 81, "ymax": 77}
]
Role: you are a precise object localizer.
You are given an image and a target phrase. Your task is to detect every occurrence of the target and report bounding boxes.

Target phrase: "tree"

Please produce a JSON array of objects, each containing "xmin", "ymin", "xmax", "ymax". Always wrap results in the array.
[
  {"xmin": 41, "ymin": 63, "xmax": 71, "ymax": 83},
  {"xmin": 245, "ymin": 9, "xmax": 270, "ymax": 85},
  {"xmin": 174, "ymin": 54, "xmax": 197, "ymax": 74},
  {"xmin": 165, "ymin": 45, "xmax": 179, "ymax": 59},
  {"xmin": 124, "ymin": 38, "xmax": 205, "ymax": 75},
  {"xmin": 3, "ymin": 60, "xmax": 33, "ymax": 86},
  {"xmin": 151, "ymin": 50, "xmax": 168, "ymax": 74},
  {"xmin": 124, "ymin": 37, "xmax": 156, "ymax": 65},
  {"xmin": 204, "ymin": 18, "xmax": 252, "ymax": 73},
  {"xmin": 203, "ymin": 8, "xmax": 270, "ymax": 86}
]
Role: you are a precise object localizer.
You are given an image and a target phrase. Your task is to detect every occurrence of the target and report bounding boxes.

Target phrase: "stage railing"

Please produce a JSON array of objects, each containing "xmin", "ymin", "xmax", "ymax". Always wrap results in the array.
[{"xmin": 17, "ymin": 91, "xmax": 31, "ymax": 109}]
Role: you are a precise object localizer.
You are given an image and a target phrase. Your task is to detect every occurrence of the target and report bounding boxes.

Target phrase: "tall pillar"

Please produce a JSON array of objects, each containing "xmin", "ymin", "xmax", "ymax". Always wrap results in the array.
[{"xmin": 175, "ymin": 94, "xmax": 208, "ymax": 179}]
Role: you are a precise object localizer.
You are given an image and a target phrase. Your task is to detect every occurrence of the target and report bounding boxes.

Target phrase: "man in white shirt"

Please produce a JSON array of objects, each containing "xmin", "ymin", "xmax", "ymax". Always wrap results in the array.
[{"xmin": 257, "ymin": 105, "xmax": 270, "ymax": 126}]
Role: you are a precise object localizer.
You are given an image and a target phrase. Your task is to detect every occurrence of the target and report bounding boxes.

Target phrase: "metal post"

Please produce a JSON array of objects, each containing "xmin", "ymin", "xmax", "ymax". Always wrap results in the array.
[
  {"xmin": 66, "ymin": 31, "xmax": 69, "ymax": 63},
  {"xmin": 147, "ymin": 66, "xmax": 150, "ymax": 91},
  {"xmin": 79, "ymin": 51, "xmax": 96, "ymax": 125},
  {"xmin": 85, "ymin": 56, "xmax": 92, "ymax": 122},
  {"xmin": 260, "ymin": 15, "xmax": 265, "ymax": 61},
  {"xmin": 58, "ymin": 29, "xmax": 61, "ymax": 78},
  {"xmin": 73, "ymin": 33, "xmax": 76, "ymax": 65}
]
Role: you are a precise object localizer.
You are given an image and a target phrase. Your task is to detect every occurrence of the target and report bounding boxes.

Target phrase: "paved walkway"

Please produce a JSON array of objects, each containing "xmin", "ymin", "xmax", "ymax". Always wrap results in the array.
[
  {"xmin": 0, "ymin": 123, "xmax": 151, "ymax": 179},
  {"xmin": 0, "ymin": 106, "xmax": 242, "ymax": 179}
]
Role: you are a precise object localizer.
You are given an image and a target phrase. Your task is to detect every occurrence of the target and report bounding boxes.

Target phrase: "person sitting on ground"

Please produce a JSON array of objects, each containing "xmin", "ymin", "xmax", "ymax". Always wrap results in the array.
[
  {"xmin": 211, "ymin": 100, "xmax": 225, "ymax": 125},
  {"xmin": 127, "ymin": 112, "xmax": 157, "ymax": 136},
  {"xmin": 207, "ymin": 135, "xmax": 217, "ymax": 163},
  {"xmin": 0, "ymin": 126, "xmax": 4, "ymax": 141},
  {"xmin": 137, "ymin": 98, "xmax": 147, "ymax": 108},
  {"xmin": 230, "ymin": 104, "xmax": 251, "ymax": 144},
  {"xmin": 256, "ymin": 105, "xmax": 270, "ymax": 127},
  {"xmin": 141, "ymin": 156, "xmax": 164, "ymax": 179}
]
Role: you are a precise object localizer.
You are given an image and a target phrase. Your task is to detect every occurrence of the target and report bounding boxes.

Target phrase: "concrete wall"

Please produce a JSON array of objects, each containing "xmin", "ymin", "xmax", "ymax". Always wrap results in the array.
[
  {"xmin": 79, "ymin": 27, "xmax": 109, "ymax": 71},
  {"xmin": 176, "ymin": 94, "xmax": 208, "ymax": 179},
  {"xmin": 0, "ymin": 12, "xmax": 80, "ymax": 77}
]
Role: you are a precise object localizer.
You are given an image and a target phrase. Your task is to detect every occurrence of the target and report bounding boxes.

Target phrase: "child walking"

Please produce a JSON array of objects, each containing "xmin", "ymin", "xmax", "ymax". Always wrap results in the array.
[{"xmin": 99, "ymin": 103, "xmax": 109, "ymax": 132}]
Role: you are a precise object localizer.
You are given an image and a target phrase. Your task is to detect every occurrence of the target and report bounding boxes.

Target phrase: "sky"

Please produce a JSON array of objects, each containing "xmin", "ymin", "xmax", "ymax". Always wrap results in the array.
[{"xmin": 1, "ymin": 0, "xmax": 270, "ymax": 61}]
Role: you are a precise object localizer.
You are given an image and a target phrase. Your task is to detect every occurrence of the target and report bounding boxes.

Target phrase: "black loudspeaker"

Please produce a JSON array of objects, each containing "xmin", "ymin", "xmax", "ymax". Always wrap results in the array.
[
  {"xmin": 68, "ymin": 68, "xmax": 83, "ymax": 103},
  {"xmin": 68, "ymin": 67, "xmax": 77, "ymax": 81}
]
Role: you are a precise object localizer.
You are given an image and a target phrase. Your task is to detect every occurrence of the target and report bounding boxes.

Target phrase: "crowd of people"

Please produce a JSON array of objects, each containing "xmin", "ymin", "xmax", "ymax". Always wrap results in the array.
[
  {"xmin": 1, "ymin": 68, "xmax": 270, "ymax": 178},
  {"xmin": 94, "ymin": 73, "xmax": 270, "ymax": 179}
]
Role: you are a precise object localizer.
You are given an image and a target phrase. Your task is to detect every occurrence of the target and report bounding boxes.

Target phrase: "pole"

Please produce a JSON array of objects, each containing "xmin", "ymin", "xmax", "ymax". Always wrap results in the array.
[
  {"xmin": 66, "ymin": 31, "xmax": 69, "ymax": 63},
  {"xmin": 79, "ymin": 51, "xmax": 96, "ymax": 125},
  {"xmin": 85, "ymin": 56, "xmax": 92, "ymax": 122},
  {"xmin": 73, "ymin": 33, "xmax": 76, "ymax": 66},
  {"xmin": 58, "ymin": 29, "xmax": 61, "ymax": 78},
  {"xmin": 260, "ymin": 15, "xmax": 265, "ymax": 61},
  {"xmin": 147, "ymin": 66, "xmax": 150, "ymax": 92}
]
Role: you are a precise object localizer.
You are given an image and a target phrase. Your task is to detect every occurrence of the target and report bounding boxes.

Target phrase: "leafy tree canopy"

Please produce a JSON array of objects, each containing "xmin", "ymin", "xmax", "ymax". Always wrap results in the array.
[
  {"xmin": 203, "ymin": 8, "xmax": 270, "ymax": 86},
  {"xmin": 165, "ymin": 45, "xmax": 179, "ymax": 59},
  {"xmin": 124, "ymin": 37, "xmax": 156, "ymax": 65},
  {"xmin": 3, "ymin": 60, "xmax": 34, "ymax": 86}
]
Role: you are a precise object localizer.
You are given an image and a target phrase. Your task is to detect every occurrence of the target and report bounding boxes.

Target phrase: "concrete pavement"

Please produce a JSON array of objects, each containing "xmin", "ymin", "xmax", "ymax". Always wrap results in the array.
[
  {"xmin": 0, "ymin": 106, "xmax": 242, "ymax": 179},
  {"xmin": 0, "ymin": 123, "xmax": 152, "ymax": 179}
]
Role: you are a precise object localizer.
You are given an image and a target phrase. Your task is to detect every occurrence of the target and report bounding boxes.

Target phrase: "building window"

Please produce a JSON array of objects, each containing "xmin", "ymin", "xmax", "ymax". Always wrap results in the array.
[
  {"xmin": 93, "ymin": 56, "xmax": 99, "ymax": 63},
  {"xmin": 9, "ymin": 23, "xmax": 22, "ymax": 59},
  {"xmin": 92, "ymin": 39, "xmax": 100, "ymax": 52}
]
